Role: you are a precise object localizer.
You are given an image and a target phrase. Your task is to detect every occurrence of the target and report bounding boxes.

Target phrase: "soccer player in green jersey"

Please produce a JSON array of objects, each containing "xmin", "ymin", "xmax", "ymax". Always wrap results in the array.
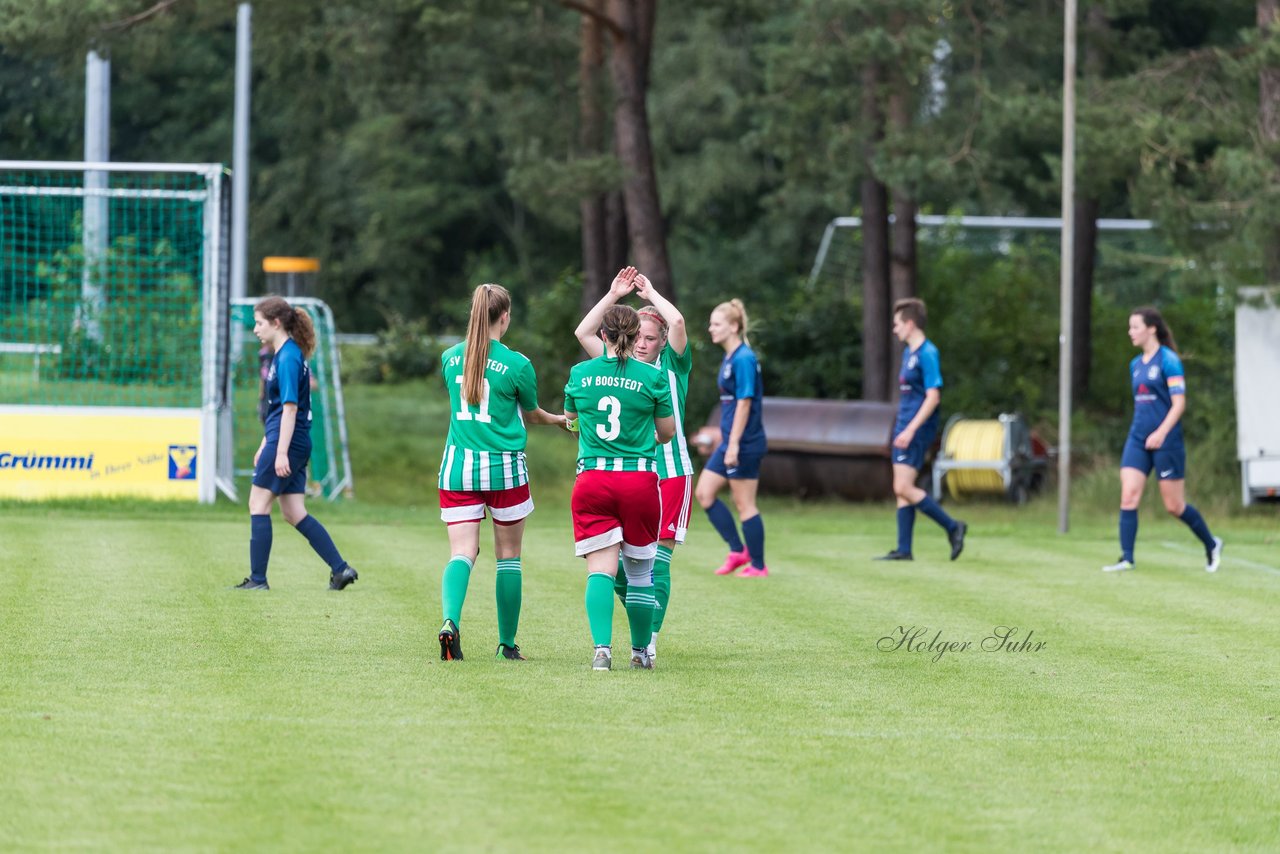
[
  {"xmin": 436, "ymin": 284, "xmax": 567, "ymax": 661},
  {"xmin": 564, "ymin": 297, "xmax": 675, "ymax": 671},
  {"xmin": 575, "ymin": 268, "xmax": 691, "ymax": 665}
]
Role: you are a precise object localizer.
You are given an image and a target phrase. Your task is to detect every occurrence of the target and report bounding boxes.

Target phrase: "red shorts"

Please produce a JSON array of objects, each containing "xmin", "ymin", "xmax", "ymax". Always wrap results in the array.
[
  {"xmin": 659, "ymin": 474, "xmax": 693, "ymax": 545},
  {"xmin": 571, "ymin": 469, "xmax": 660, "ymax": 558},
  {"xmin": 439, "ymin": 483, "xmax": 533, "ymax": 526}
]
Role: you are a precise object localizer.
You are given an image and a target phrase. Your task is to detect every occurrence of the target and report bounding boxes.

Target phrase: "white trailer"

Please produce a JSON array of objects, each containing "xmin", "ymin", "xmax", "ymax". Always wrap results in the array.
[{"xmin": 1235, "ymin": 286, "xmax": 1280, "ymax": 505}]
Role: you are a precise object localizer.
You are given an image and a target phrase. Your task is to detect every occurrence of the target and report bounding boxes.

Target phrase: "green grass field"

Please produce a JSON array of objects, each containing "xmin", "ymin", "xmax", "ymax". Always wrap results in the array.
[{"xmin": 3, "ymin": 381, "xmax": 1279, "ymax": 850}]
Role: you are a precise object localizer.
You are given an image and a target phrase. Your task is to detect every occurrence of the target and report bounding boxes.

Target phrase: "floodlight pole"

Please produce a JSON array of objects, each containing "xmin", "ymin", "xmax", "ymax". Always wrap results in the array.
[
  {"xmin": 231, "ymin": 3, "xmax": 251, "ymax": 302},
  {"xmin": 1058, "ymin": 0, "xmax": 1078, "ymax": 534},
  {"xmin": 82, "ymin": 50, "xmax": 110, "ymax": 341}
]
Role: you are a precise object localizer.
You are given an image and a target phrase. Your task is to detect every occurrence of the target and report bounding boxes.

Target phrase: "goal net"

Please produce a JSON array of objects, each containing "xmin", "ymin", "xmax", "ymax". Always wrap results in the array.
[{"xmin": 0, "ymin": 160, "xmax": 229, "ymax": 501}]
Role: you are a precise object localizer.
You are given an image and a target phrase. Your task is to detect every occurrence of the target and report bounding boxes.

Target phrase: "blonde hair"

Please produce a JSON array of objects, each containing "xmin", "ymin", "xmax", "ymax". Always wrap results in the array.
[
  {"xmin": 714, "ymin": 298, "xmax": 750, "ymax": 344},
  {"xmin": 636, "ymin": 305, "xmax": 669, "ymax": 340},
  {"xmin": 463, "ymin": 283, "xmax": 511, "ymax": 406}
]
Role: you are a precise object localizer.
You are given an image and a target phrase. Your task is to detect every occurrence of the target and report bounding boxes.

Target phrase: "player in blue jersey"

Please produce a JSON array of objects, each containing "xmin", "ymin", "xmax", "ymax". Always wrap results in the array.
[
  {"xmin": 695, "ymin": 299, "xmax": 769, "ymax": 577},
  {"xmin": 875, "ymin": 298, "xmax": 967, "ymax": 562},
  {"xmin": 234, "ymin": 296, "xmax": 358, "ymax": 591},
  {"xmin": 1102, "ymin": 307, "xmax": 1223, "ymax": 573}
]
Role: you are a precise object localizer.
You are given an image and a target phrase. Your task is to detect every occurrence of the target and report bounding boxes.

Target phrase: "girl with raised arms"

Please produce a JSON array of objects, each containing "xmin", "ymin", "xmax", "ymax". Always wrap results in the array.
[
  {"xmin": 564, "ymin": 274, "xmax": 675, "ymax": 671},
  {"xmin": 575, "ymin": 267, "xmax": 692, "ymax": 664}
]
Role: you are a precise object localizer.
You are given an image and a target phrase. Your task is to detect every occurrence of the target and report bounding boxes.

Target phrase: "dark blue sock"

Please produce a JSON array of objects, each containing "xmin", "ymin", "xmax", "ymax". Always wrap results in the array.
[
  {"xmin": 914, "ymin": 494, "xmax": 957, "ymax": 534},
  {"xmin": 742, "ymin": 514, "xmax": 766, "ymax": 568},
  {"xmin": 1179, "ymin": 504, "xmax": 1216, "ymax": 551},
  {"xmin": 250, "ymin": 514, "xmax": 272, "ymax": 582},
  {"xmin": 1119, "ymin": 508, "xmax": 1138, "ymax": 563},
  {"xmin": 295, "ymin": 514, "xmax": 346, "ymax": 572},
  {"xmin": 705, "ymin": 499, "xmax": 744, "ymax": 552},
  {"xmin": 896, "ymin": 505, "xmax": 916, "ymax": 554}
]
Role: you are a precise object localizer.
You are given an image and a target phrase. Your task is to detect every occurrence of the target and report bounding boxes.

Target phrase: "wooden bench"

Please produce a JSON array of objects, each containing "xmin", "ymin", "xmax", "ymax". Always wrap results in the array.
[{"xmin": 692, "ymin": 397, "xmax": 898, "ymax": 501}]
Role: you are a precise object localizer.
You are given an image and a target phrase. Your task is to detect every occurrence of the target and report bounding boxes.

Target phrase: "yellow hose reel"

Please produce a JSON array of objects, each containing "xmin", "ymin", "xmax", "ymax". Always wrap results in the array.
[{"xmin": 932, "ymin": 413, "xmax": 1046, "ymax": 504}]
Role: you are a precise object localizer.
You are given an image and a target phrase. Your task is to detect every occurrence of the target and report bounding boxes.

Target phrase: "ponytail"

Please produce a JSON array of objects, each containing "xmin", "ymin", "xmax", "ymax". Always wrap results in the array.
[
  {"xmin": 600, "ymin": 305, "xmax": 641, "ymax": 370},
  {"xmin": 256, "ymin": 295, "xmax": 316, "ymax": 358},
  {"xmin": 1132, "ymin": 306, "xmax": 1178, "ymax": 354},
  {"xmin": 463, "ymin": 283, "xmax": 511, "ymax": 406}
]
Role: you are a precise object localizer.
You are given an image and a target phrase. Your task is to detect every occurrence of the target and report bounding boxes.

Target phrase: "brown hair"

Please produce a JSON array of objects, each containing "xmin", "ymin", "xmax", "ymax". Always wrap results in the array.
[
  {"xmin": 893, "ymin": 297, "xmax": 927, "ymax": 331},
  {"xmin": 600, "ymin": 304, "xmax": 641, "ymax": 369},
  {"xmin": 256, "ymin": 295, "xmax": 316, "ymax": 358},
  {"xmin": 463, "ymin": 284, "xmax": 511, "ymax": 406},
  {"xmin": 1131, "ymin": 306, "xmax": 1178, "ymax": 353},
  {"xmin": 713, "ymin": 298, "xmax": 750, "ymax": 343}
]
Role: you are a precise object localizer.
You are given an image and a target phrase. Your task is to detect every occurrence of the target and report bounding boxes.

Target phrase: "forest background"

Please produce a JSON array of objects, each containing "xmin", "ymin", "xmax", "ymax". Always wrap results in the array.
[{"xmin": 2, "ymin": 0, "xmax": 1277, "ymax": 503}]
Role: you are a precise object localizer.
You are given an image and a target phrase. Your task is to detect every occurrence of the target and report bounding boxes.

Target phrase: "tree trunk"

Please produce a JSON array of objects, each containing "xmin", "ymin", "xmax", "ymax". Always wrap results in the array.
[
  {"xmin": 1260, "ymin": 0, "xmax": 1280, "ymax": 282},
  {"xmin": 861, "ymin": 59, "xmax": 891, "ymax": 402},
  {"xmin": 887, "ymin": 74, "xmax": 917, "ymax": 398},
  {"xmin": 606, "ymin": 0, "xmax": 675, "ymax": 300},
  {"xmin": 578, "ymin": 2, "xmax": 609, "ymax": 313},
  {"xmin": 1071, "ymin": 196, "xmax": 1099, "ymax": 404},
  {"xmin": 605, "ymin": 188, "xmax": 629, "ymax": 272},
  {"xmin": 887, "ymin": 21, "xmax": 917, "ymax": 309},
  {"xmin": 1069, "ymin": 2, "xmax": 1107, "ymax": 401}
]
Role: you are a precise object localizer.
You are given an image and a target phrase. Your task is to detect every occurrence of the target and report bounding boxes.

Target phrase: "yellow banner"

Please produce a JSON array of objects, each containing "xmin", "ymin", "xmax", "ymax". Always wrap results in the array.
[{"xmin": 0, "ymin": 407, "xmax": 202, "ymax": 500}]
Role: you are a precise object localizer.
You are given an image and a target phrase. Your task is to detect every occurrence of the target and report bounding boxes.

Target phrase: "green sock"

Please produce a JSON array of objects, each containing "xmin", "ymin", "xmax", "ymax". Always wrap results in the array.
[
  {"xmin": 624, "ymin": 583, "xmax": 657, "ymax": 650},
  {"xmin": 495, "ymin": 557, "xmax": 522, "ymax": 648},
  {"xmin": 614, "ymin": 555, "xmax": 628, "ymax": 602},
  {"xmin": 585, "ymin": 572, "xmax": 615, "ymax": 647},
  {"xmin": 441, "ymin": 555, "xmax": 473, "ymax": 626},
  {"xmin": 651, "ymin": 545, "xmax": 673, "ymax": 633}
]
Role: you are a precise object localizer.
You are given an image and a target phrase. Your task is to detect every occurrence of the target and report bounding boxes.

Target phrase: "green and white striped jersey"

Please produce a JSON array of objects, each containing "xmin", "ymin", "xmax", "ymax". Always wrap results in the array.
[
  {"xmin": 564, "ymin": 355, "xmax": 673, "ymax": 474},
  {"xmin": 438, "ymin": 339, "xmax": 539, "ymax": 491},
  {"xmin": 653, "ymin": 341, "xmax": 694, "ymax": 480}
]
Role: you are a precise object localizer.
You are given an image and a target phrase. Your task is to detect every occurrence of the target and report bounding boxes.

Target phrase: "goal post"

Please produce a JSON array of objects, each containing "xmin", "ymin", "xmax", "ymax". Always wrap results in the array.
[
  {"xmin": 0, "ymin": 160, "xmax": 230, "ymax": 502},
  {"xmin": 223, "ymin": 297, "xmax": 354, "ymax": 502}
]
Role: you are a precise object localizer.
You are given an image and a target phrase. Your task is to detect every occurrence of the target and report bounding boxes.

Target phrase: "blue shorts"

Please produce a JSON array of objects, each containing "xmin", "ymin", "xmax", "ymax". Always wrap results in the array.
[
  {"xmin": 252, "ymin": 440, "xmax": 310, "ymax": 494},
  {"xmin": 705, "ymin": 444, "xmax": 765, "ymax": 480},
  {"xmin": 1121, "ymin": 435, "xmax": 1185, "ymax": 480},
  {"xmin": 891, "ymin": 420, "xmax": 938, "ymax": 471}
]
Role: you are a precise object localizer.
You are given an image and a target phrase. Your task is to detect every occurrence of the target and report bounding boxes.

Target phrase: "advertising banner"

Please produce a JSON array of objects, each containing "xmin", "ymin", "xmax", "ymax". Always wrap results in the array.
[{"xmin": 0, "ymin": 406, "xmax": 202, "ymax": 500}]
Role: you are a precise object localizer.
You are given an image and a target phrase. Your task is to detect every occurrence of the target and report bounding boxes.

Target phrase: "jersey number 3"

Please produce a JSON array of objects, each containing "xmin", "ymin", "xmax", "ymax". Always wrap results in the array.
[
  {"xmin": 596, "ymin": 396, "xmax": 621, "ymax": 440},
  {"xmin": 454, "ymin": 376, "xmax": 493, "ymax": 423}
]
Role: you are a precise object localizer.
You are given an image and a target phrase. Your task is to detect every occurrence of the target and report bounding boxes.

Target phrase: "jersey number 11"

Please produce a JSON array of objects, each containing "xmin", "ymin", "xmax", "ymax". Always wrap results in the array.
[{"xmin": 455, "ymin": 376, "xmax": 493, "ymax": 423}]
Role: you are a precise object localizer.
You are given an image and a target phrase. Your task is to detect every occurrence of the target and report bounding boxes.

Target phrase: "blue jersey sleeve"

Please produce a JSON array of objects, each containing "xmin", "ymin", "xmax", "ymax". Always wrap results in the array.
[
  {"xmin": 1162, "ymin": 348, "xmax": 1185, "ymax": 395},
  {"xmin": 733, "ymin": 350, "xmax": 757, "ymax": 399},
  {"xmin": 919, "ymin": 344, "xmax": 943, "ymax": 390},
  {"xmin": 277, "ymin": 348, "xmax": 301, "ymax": 405}
]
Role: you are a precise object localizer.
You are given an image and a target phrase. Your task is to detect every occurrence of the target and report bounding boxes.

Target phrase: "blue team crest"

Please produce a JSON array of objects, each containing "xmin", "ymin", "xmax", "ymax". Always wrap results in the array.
[
  {"xmin": 722, "ymin": 365, "xmax": 731, "ymax": 380},
  {"xmin": 1147, "ymin": 365, "xmax": 1160, "ymax": 380},
  {"xmin": 268, "ymin": 365, "xmax": 277, "ymax": 381},
  {"xmin": 168, "ymin": 445, "xmax": 197, "ymax": 480},
  {"xmin": 908, "ymin": 355, "xmax": 919, "ymax": 370}
]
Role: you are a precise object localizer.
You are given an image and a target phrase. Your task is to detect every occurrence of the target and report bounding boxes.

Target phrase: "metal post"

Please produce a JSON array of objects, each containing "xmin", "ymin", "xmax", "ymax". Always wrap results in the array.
[
  {"xmin": 232, "ymin": 4, "xmax": 252, "ymax": 302},
  {"xmin": 1058, "ymin": 0, "xmax": 1078, "ymax": 534},
  {"xmin": 82, "ymin": 50, "xmax": 110, "ymax": 341}
]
